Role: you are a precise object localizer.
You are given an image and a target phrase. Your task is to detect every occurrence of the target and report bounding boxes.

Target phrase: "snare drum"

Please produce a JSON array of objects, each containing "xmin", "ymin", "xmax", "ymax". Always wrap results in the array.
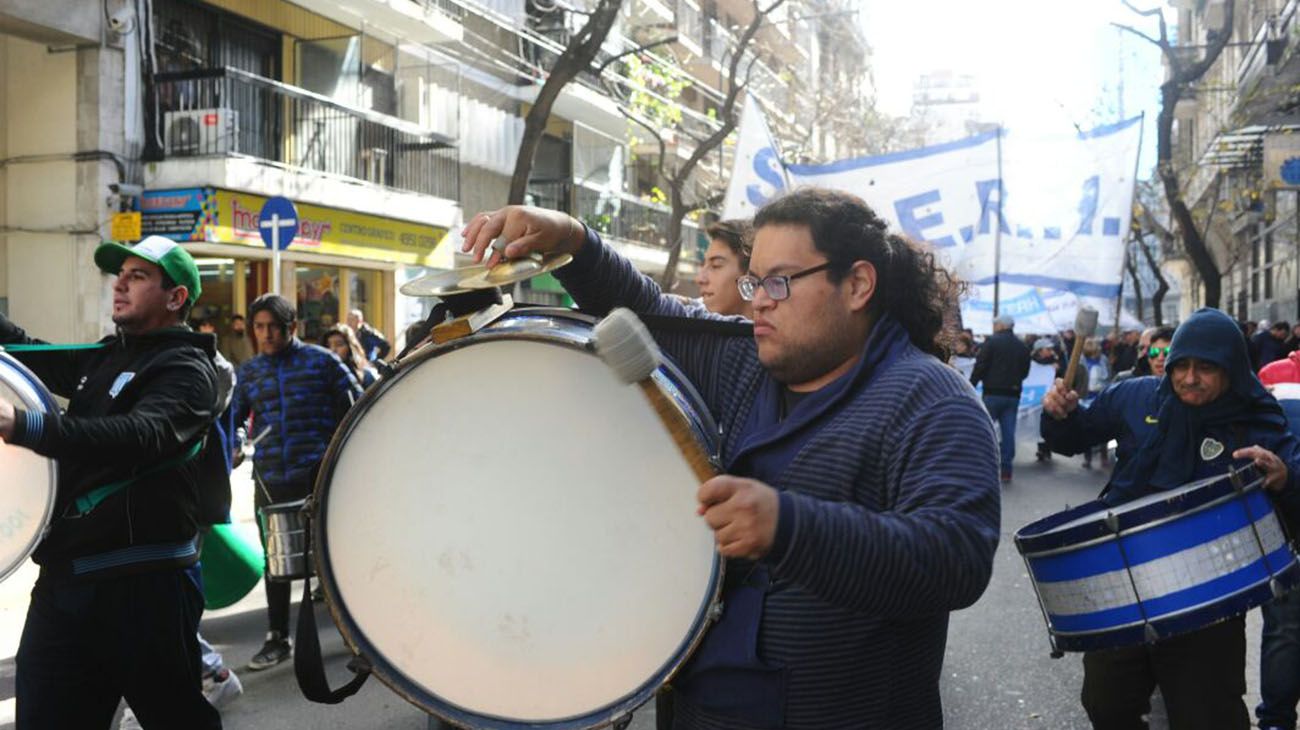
[
  {"xmin": 0, "ymin": 352, "xmax": 58, "ymax": 583},
  {"xmin": 260, "ymin": 498, "xmax": 311, "ymax": 581},
  {"xmin": 313, "ymin": 308, "xmax": 722, "ymax": 728},
  {"xmin": 1016, "ymin": 467, "xmax": 1300, "ymax": 653}
]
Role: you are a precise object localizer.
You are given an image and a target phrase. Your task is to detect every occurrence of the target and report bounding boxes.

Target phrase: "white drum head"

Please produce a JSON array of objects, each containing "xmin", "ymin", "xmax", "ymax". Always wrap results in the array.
[
  {"xmin": 0, "ymin": 356, "xmax": 57, "ymax": 583},
  {"xmin": 320, "ymin": 334, "xmax": 718, "ymax": 724}
]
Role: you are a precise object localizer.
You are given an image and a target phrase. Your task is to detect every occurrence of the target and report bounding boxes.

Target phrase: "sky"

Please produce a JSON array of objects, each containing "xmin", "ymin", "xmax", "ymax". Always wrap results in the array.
[{"xmin": 856, "ymin": 0, "xmax": 1169, "ymax": 173}]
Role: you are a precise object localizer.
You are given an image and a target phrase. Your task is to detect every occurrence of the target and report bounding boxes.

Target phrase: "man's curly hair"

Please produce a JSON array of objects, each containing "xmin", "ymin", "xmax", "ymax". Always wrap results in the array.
[{"xmin": 753, "ymin": 188, "xmax": 965, "ymax": 360}]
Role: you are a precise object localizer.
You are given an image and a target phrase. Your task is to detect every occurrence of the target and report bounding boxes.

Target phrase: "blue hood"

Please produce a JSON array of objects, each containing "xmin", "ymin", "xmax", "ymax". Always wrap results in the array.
[{"xmin": 1106, "ymin": 308, "xmax": 1286, "ymax": 503}]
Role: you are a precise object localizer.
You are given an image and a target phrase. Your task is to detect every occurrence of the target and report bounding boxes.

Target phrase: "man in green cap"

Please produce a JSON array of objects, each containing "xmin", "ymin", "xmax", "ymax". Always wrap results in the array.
[{"xmin": 0, "ymin": 234, "xmax": 223, "ymax": 728}]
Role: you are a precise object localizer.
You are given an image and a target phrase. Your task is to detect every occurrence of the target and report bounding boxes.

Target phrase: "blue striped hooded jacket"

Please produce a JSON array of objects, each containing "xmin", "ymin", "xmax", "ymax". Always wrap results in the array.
[{"xmin": 555, "ymin": 231, "xmax": 1001, "ymax": 729}]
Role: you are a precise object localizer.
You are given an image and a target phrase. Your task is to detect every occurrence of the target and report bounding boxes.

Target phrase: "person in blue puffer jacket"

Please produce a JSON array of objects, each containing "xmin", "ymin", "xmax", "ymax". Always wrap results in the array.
[{"xmin": 229, "ymin": 293, "xmax": 362, "ymax": 671}]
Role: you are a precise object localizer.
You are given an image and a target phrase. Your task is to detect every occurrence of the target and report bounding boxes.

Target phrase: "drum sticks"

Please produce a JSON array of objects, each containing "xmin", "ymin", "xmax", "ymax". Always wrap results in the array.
[
  {"xmin": 1062, "ymin": 306, "xmax": 1099, "ymax": 395},
  {"xmin": 593, "ymin": 308, "xmax": 716, "ymax": 483}
]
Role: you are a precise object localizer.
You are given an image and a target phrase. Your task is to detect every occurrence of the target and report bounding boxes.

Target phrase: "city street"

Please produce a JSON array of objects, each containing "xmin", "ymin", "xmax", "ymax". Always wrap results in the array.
[{"xmin": 0, "ymin": 440, "xmax": 1268, "ymax": 729}]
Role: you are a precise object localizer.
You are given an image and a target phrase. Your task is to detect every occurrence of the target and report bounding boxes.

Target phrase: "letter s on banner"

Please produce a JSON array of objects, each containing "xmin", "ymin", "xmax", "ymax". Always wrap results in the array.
[{"xmin": 746, "ymin": 147, "xmax": 787, "ymax": 207}]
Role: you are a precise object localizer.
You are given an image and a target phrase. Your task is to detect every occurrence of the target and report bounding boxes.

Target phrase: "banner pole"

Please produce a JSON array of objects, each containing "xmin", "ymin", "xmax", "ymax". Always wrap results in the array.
[{"xmin": 993, "ymin": 125, "xmax": 1004, "ymax": 318}]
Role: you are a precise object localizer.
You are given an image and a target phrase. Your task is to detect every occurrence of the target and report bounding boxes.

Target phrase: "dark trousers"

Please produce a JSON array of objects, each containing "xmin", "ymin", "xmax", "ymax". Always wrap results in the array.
[
  {"xmin": 1258, "ymin": 591, "xmax": 1300, "ymax": 729},
  {"xmin": 16, "ymin": 568, "xmax": 220, "ymax": 729},
  {"xmin": 254, "ymin": 475, "xmax": 307, "ymax": 638},
  {"xmin": 1081, "ymin": 615, "xmax": 1248, "ymax": 730}
]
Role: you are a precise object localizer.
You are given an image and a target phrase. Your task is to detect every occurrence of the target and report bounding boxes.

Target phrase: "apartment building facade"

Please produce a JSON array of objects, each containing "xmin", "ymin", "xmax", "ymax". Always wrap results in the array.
[
  {"xmin": 0, "ymin": 0, "xmax": 869, "ymax": 343},
  {"xmin": 1167, "ymin": 0, "xmax": 1300, "ymax": 324}
]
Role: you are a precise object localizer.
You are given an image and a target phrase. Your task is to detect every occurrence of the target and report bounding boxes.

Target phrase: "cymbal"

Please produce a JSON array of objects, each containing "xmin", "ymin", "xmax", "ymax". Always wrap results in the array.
[
  {"xmin": 400, "ymin": 266, "xmax": 488, "ymax": 297},
  {"xmin": 457, "ymin": 252, "xmax": 573, "ymax": 290}
]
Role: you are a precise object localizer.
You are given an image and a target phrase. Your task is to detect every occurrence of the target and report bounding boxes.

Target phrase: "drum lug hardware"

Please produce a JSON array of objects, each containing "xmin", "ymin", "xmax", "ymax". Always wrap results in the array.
[
  {"xmin": 1229, "ymin": 467, "xmax": 1246, "ymax": 493},
  {"xmin": 1143, "ymin": 624, "xmax": 1159, "ymax": 644},
  {"xmin": 1104, "ymin": 512, "xmax": 1120, "ymax": 534},
  {"xmin": 707, "ymin": 602, "xmax": 724, "ymax": 623},
  {"xmin": 346, "ymin": 654, "xmax": 372, "ymax": 676},
  {"xmin": 611, "ymin": 714, "xmax": 632, "ymax": 730}
]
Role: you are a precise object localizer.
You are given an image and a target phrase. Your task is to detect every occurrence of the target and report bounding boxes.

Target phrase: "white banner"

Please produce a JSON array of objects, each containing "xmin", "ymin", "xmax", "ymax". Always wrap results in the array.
[
  {"xmin": 721, "ymin": 96, "xmax": 790, "ymax": 221},
  {"xmin": 729, "ymin": 113, "xmax": 1145, "ymax": 334}
]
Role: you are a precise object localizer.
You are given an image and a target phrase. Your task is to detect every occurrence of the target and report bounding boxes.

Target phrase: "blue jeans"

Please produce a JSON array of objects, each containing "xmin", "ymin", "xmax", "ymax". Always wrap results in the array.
[
  {"xmin": 1258, "ymin": 589, "xmax": 1300, "ymax": 729},
  {"xmin": 983, "ymin": 395, "xmax": 1019, "ymax": 473}
]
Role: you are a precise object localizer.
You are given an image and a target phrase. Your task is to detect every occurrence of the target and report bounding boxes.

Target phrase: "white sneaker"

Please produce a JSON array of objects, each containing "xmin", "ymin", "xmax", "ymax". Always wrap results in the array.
[{"xmin": 203, "ymin": 667, "xmax": 245, "ymax": 709}]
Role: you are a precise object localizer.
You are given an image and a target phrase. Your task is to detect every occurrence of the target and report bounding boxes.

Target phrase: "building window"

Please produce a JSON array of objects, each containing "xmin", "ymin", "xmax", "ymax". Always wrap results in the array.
[
  {"xmin": 1265, "ymin": 231, "xmax": 1275, "ymax": 300},
  {"xmin": 1252, "ymin": 238, "xmax": 1261, "ymax": 303},
  {"xmin": 296, "ymin": 265, "xmax": 341, "ymax": 344}
]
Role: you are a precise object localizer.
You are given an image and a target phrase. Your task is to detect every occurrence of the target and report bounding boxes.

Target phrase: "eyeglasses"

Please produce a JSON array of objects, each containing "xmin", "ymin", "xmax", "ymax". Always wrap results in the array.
[
  {"xmin": 736, "ymin": 262, "xmax": 832, "ymax": 302},
  {"xmin": 1148, "ymin": 346, "xmax": 1171, "ymax": 358}
]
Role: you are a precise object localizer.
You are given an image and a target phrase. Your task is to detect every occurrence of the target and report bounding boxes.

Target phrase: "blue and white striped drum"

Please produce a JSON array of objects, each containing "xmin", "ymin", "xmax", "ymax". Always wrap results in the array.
[
  {"xmin": 1015, "ymin": 467, "xmax": 1300, "ymax": 653},
  {"xmin": 0, "ymin": 351, "xmax": 57, "ymax": 583}
]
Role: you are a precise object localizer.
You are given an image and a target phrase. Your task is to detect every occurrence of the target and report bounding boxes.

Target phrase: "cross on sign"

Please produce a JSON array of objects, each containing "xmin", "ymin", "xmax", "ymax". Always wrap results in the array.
[{"xmin": 258, "ymin": 196, "xmax": 299, "ymax": 251}]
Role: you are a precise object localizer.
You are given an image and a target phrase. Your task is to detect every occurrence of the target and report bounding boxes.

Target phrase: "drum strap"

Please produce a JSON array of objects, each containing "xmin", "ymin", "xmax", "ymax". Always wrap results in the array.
[
  {"xmin": 2, "ymin": 343, "xmax": 107, "ymax": 351},
  {"xmin": 294, "ymin": 512, "xmax": 372, "ymax": 704},
  {"xmin": 65, "ymin": 439, "xmax": 205, "ymax": 518}
]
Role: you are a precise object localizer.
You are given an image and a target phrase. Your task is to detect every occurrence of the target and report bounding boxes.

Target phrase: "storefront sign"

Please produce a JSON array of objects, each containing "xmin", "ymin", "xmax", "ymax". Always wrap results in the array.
[{"xmin": 141, "ymin": 187, "xmax": 452, "ymax": 267}]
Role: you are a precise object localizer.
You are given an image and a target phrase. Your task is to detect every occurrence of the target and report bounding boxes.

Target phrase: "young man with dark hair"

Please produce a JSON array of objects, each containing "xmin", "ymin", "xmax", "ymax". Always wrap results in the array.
[
  {"xmin": 231, "ymin": 293, "xmax": 362, "ymax": 670},
  {"xmin": 695, "ymin": 219, "xmax": 754, "ymax": 318},
  {"xmin": 0, "ymin": 236, "xmax": 222, "ymax": 728},
  {"xmin": 461, "ymin": 188, "xmax": 1000, "ymax": 728}
]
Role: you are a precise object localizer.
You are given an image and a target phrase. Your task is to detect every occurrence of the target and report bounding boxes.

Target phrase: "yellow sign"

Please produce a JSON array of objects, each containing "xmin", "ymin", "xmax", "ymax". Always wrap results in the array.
[
  {"xmin": 110, "ymin": 212, "xmax": 142, "ymax": 242},
  {"xmin": 202, "ymin": 189, "xmax": 451, "ymax": 268}
]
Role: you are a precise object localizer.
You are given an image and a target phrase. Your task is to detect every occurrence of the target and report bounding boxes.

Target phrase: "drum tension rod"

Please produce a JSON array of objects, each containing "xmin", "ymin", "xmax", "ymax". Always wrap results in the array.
[
  {"xmin": 1104, "ymin": 511, "xmax": 1160, "ymax": 645},
  {"xmin": 1228, "ymin": 465, "xmax": 1285, "ymax": 598}
]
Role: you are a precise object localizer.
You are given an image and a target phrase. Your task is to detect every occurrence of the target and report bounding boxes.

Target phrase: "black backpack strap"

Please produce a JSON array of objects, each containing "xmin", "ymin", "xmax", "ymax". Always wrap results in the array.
[{"xmin": 294, "ymin": 502, "xmax": 371, "ymax": 704}]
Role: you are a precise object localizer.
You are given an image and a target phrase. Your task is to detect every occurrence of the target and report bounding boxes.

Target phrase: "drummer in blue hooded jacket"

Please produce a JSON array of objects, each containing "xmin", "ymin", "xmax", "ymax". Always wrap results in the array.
[
  {"xmin": 1040, "ymin": 307, "xmax": 1300, "ymax": 730},
  {"xmin": 461, "ymin": 188, "xmax": 1002, "ymax": 730}
]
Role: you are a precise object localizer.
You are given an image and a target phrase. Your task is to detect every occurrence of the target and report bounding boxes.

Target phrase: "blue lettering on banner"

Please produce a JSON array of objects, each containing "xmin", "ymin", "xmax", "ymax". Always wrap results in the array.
[
  {"xmin": 1076, "ymin": 175, "xmax": 1099, "ymax": 235},
  {"xmin": 746, "ymin": 148, "xmax": 787, "ymax": 207},
  {"xmin": 1103, "ymin": 217, "xmax": 1122, "ymax": 236},
  {"xmin": 976, "ymin": 179, "xmax": 1011, "ymax": 236},
  {"xmin": 1044, "ymin": 227, "xmax": 1061, "ymax": 239},
  {"xmin": 965, "ymin": 289, "xmax": 1045, "ymax": 316},
  {"xmin": 894, "ymin": 189, "xmax": 957, "ymax": 248}
]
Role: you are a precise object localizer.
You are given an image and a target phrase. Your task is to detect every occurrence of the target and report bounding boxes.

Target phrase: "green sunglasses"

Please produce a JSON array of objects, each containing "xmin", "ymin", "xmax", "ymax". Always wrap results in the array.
[{"xmin": 1148, "ymin": 346, "xmax": 1171, "ymax": 358}]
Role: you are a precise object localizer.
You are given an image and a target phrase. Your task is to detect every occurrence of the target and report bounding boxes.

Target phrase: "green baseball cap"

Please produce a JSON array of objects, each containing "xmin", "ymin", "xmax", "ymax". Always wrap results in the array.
[{"xmin": 95, "ymin": 235, "xmax": 202, "ymax": 304}]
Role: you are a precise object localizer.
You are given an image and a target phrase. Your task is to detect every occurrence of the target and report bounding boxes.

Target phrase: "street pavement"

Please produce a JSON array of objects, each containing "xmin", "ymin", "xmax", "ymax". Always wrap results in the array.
[{"xmin": 0, "ymin": 439, "xmax": 1269, "ymax": 729}]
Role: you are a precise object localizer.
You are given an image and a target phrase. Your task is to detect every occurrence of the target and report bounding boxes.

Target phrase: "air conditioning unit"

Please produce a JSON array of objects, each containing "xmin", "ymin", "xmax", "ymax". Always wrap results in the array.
[{"xmin": 164, "ymin": 109, "xmax": 239, "ymax": 157}]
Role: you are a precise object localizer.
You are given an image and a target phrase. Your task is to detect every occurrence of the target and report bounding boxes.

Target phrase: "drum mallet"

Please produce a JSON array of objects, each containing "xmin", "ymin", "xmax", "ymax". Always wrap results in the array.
[
  {"xmin": 1062, "ymin": 306, "xmax": 1100, "ymax": 393},
  {"xmin": 593, "ymin": 308, "xmax": 716, "ymax": 483}
]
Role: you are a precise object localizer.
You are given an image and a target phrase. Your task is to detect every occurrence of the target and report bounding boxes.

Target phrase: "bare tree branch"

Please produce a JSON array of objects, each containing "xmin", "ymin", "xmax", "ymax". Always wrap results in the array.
[
  {"xmin": 1111, "ymin": 22, "xmax": 1163, "ymax": 49},
  {"xmin": 594, "ymin": 36, "xmax": 679, "ymax": 76}
]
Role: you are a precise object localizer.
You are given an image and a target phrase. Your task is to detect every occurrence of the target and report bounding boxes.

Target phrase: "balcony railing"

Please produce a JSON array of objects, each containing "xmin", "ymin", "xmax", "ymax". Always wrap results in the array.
[
  {"xmin": 527, "ymin": 180, "xmax": 704, "ymax": 254},
  {"xmin": 152, "ymin": 66, "xmax": 459, "ymax": 201}
]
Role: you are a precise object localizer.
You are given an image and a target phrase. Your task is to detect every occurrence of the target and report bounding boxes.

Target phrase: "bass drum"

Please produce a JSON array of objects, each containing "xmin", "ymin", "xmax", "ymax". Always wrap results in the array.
[
  {"xmin": 0, "ymin": 351, "xmax": 58, "ymax": 583},
  {"xmin": 314, "ymin": 308, "xmax": 722, "ymax": 729}
]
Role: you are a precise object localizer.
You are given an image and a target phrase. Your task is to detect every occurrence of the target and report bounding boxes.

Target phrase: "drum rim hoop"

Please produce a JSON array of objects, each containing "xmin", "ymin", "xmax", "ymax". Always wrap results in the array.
[
  {"xmin": 0, "ymin": 352, "xmax": 59, "ymax": 584},
  {"xmin": 310, "ymin": 308, "xmax": 725, "ymax": 728}
]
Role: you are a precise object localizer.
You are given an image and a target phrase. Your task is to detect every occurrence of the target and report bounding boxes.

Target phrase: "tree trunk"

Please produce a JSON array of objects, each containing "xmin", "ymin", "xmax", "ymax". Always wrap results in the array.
[
  {"xmin": 1146, "ymin": 0, "xmax": 1234, "ymax": 309},
  {"xmin": 662, "ymin": 184, "xmax": 688, "ymax": 292},
  {"xmin": 1125, "ymin": 241, "xmax": 1144, "ymax": 323},
  {"xmin": 1137, "ymin": 234, "xmax": 1170, "ymax": 327},
  {"xmin": 506, "ymin": 0, "xmax": 624, "ymax": 206}
]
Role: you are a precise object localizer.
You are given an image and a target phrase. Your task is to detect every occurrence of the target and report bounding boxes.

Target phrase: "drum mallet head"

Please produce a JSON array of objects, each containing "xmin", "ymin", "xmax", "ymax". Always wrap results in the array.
[
  {"xmin": 593, "ymin": 308, "xmax": 660, "ymax": 384},
  {"xmin": 593, "ymin": 308, "xmax": 715, "ymax": 483},
  {"xmin": 1075, "ymin": 306, "xmax": 1100, "ymax": 338},
  {"xmin": 1063, "ymin": 306, "xmax": 1100, "ymax": 395}
]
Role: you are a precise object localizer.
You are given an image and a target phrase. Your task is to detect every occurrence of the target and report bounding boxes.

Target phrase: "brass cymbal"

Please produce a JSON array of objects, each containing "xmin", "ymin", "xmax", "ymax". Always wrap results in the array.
[
  {"xmin": 457, "ymin": 252, "xmax": 573, "ymax": 290},
  {"xmin": 399, "ymin": 265, "xmax": 488, "ymax": 297}
]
